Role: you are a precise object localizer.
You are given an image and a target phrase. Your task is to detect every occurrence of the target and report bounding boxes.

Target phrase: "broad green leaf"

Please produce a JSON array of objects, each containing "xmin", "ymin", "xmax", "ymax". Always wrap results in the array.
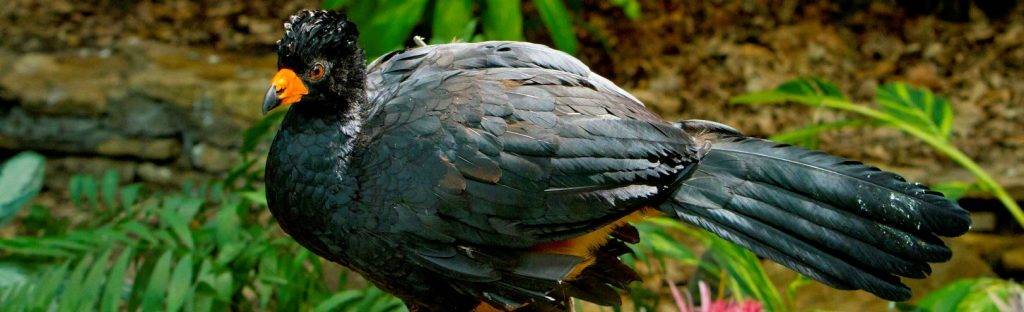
[
  {"xmin": 76, "ymin": 249, "xmax": 114, "ymax": 310},
  {"xmin": 930, "ymin": 181, "xmax": 976, "ymax": 201},
  {"xmin": 313, "ymin": 290, "xmax": 363, "ymax": 312},
  {"xmin": 82, "ymin": 175, "xmax": 100, "ymax": 209},
  {"xmin": 242, "ymin": 110, "xmax": 285, "ymax": 154},
  {"xmin": 0, "ymin": 262, "xmax": 30, "ymax": 289},
  {"xmin": 532, "ymin": 0, "xmax": 577, "ymax": 54},
  {"xmin": 610, "ymin": 0, "xmax": 642, "ymax": 20},
  {"xmin": 0, "ymin": 151, "xmax": 45, "ymax": 226},
  {"xmin": 214, "ymin": 243, "xmax": 245, "ymax": 266},
  {"xmin": 213, "ymin": 200, "xmax": 242, "ymax": 246},
  {"xmin": 166, "ymin": 255, "xmax": 194, "ymax": 312},
  {"xmin": 349, "ymin": 0, "xmax": 430, "ymax": 59},
  {"xmin": 28, "ymin": 262, "xmax": 69, "ymax": 308},
  {"xmin": 875, "ymin": 82, "xmax": 955, "ymax": 139},
  {"xmin": 732, "ymin": 77, "xmax": 847, "ymax": 107},
  {"xmin": 159, "ymin": 209, "xmax": 195, "ymax": 249},
  {"xmin": 120, "ymin": 184, "xmax": 141, "ymax": 209},
  {"xmin": 140, "ymin": 251, "xmax": 174, "ymax": 311},
  {"xmin": 101, "ymin": 170, "xmax": 119, "ymax": 209},
  {"xmin": 100, "ymin": 248, "xmax": 133, "ymax": 312},
  {"xmin": 915, "ymin": 278, "xmax": 992, "ymax": 312},
  {"xmin": 481, "ymin": 0, "xmax": 523, "ymax": 40},
  {"xmin": 776, "ymin": 77, "xmax": 846, "ymax": 100},
  {"xmin": 321, "ymin": 0, "xmax": 351, "ymax": 9},
  {"xmin": 239, "ymin": 191, "xmax": 268, "ymax": 207},
  {"xmin": 701, "ymin": 235, "xmax": 784, "ymax": 312},
  {"xmin": 57, "ymin": 254, "xmax": 95, "ymax": 311},
  {"xmin": 433, "ymin": 0, "xmax": 474, "ymax": 43}
]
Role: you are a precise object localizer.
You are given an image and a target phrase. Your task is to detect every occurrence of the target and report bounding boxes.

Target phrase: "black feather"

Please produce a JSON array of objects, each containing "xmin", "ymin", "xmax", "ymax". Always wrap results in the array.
[{"xmin": 661, "ymin": 135, "xmax": 970, "ymax": 301}]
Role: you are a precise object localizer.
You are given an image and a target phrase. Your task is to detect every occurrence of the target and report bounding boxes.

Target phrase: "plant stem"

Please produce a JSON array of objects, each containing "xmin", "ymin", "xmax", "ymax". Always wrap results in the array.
[{"xmin": 820, "ymin": 98, "xmax": 1024, "ymax": 228}]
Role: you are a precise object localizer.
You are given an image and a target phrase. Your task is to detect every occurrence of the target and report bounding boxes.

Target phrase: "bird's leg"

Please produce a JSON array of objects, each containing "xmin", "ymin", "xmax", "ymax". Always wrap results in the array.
[{"xmin": 413, "ymin": 36, "xmax": 427, "ymax": 47}]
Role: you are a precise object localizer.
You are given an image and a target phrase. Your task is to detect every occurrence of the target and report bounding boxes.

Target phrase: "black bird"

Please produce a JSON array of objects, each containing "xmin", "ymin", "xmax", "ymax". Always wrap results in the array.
[{"xmin": 262, "ymin": 10, "xmax": 970, "ymax": 312}]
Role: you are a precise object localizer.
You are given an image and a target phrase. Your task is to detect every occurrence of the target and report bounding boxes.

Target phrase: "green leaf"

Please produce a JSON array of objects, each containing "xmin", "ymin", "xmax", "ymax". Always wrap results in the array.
[
  {"xmin": 140, "ymin": 251, "xmax": 174, "ymax": 311},
  {"xmin": 57, "ymin": 254, "xmax": 95, "ymax": 311},
  {"xmin": 532, "ymin": 0, "xmax": 576, "ymax": 54},
  {"xmin": 313, "ymin": 290, "xmax": 363, "ymax": 312},
  {"xmin": 321, "ymin": 0, "xmax": 351, "ymax": 9},
  {"xmin": 785, "ymin": 275, "xmax": 813, "ymax": 307},
  {"xmin": 0, "ymin": 262, "xmax": 30, "ymax": 289},
  {"xmin": 769, "ymin": 119, "xmax": 867, "ymax": 149},
  {"xmin": 931, "ymin": 181, "xmax": 976, "ymax": 201},
  {"xmin": 119, "ymin": 184, "xmax": 141, "ymax": 209},
  {"xmin": 159, "ymin": 209, "xmax": 195, "ymax": 249},
  {"xmin": 731, "ymin": 77, "xmax": 847, "ymax": 107},
  {"xmin": 39, "ymin": 263, "xmax": 71, "ymax": 307},
  {"xmin": 610, "ymin": 0, "xmax": 642, "ymax": 20},
  {"xmin": 213, "ymin": 201, "xmax": 242, "ymax": 246},
  {"xmin": 239, "ymin": 191, "xmax": 268, "ymax": 207},
  {"xmin": 915, "ymin": 278, "xmax": 988, "ymax": 312},
  {"xmin": 707, "ymin": 237, "xmax": 785, "ymax": 312},
  {"xmin": 481, "ymin": 0, "xmax": 523, "ymax": 41},
  {"xmin": 0, "ymin": 151, "xmax": 45, "ymax": 226},
  {"xmin": 241, "ymin": 111, "xmax": 285, "ymax": 155},
  {"xmin": 349, "ymin": 0, "xmax": 431, "ymax": 59},
  {"xmin": 101, "ymin": 170, "xmax": 120, "ymax": 209},
  {"xmin": 77, "ymin": 249, "xmax": 114, "ymax": 310},
  {"xmin": 166, "ymin": 255, "xmax": 194, "ymax": 312},
  {"xmin": 915, "ymin": 278, "xmax": 1023, "ymax": 312},
  {"xmin": 432, "ymin": 0, "xmax": 474, "ymax": 43},
  {"xmin": 875, "ymin": 82, "xmax": 955, "ymax": 140},
  {"xmin": 777, "ymin": 77, "xmax": 846, "ymax": 100},
  {"xmin": 69, "ymin": 174, "xmax": 101, "ymax": 210},
  {"xmin": 100, "ymin": 248, "xmax": 133, "ymax": 312}
]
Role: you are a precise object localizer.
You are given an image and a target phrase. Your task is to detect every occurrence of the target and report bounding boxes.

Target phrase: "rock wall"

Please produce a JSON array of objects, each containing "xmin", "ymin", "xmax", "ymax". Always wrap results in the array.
[{"xmin": 0, "ymin": 42, "xmax": 274, "ymax": 188}]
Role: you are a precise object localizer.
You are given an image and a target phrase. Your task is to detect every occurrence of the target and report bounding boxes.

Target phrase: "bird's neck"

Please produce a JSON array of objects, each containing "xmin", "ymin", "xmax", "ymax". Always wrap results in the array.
[{"xmin": 265, "ymin": 95, "xmax": 366, "ymax": 260}]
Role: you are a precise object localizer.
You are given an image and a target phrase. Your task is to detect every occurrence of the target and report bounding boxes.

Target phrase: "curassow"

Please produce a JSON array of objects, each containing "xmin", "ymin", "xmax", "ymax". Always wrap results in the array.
[{"xmin": 261, "ymin": 10, "xmax": 971, "ymax": 312}]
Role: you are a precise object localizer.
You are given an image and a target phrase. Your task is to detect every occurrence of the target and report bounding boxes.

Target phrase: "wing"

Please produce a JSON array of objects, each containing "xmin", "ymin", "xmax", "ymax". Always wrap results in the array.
[{"xmin": 355, "ymin": 42, "xmax": 697, "ymax": 309}]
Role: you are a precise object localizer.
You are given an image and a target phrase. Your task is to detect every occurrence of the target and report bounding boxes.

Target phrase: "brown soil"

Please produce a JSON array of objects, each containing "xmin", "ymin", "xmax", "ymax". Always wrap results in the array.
[
  {"xmin": 572, "ymin": 1, "xmax": 1024, "ymax": 194},
  {"xmin": 0, "ymin": 0, "xmax": 316, "ymax": 51}
]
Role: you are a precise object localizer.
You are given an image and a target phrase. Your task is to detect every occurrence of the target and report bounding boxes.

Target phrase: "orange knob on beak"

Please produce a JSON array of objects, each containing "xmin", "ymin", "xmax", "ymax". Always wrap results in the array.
[{"xmin": 262, "ymin": 69, "xmax": 309, "ymax": 114}]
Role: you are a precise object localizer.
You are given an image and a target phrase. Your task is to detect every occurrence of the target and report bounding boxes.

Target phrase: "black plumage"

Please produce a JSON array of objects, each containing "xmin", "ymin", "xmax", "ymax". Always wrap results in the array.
[{"xmin": 263, "ymin": 10, "xmax": 970, "ymax": 311}]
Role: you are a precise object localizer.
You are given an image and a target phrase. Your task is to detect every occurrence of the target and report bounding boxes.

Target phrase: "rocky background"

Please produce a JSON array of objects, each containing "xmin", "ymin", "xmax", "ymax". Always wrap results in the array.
[{"xmin": 2, "ymin": 1, "xmax": 1023, "ymax": 309}]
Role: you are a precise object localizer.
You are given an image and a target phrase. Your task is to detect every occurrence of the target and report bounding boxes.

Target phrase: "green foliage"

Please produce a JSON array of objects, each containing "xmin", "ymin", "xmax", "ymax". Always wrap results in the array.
[
  {"xmin": 0, "ymin": 170, "xmax": 404, "ymax": 311},
  {"xmin": 0, "ymin": 111, "xmax": 404, "ymax": 311},
  {"xmin": 876, "ymin": 83, "xmax": 954, "ymax": 140},
  {"xmin": 433, "ymin": 0, "xmax": 475, "ymax": 43},
  {"xmin": 899, "ymin": 278, "xmax": 1023, "ymax": 312},
  {"xmin": 732, "ymin": 77, "xmax": 1024, "ymax": 228},
  {"xmin": 768, "ymin": 119, "xmax": 867, "ymax": 149},
  {"xmin": 0, "ymin": 151, "xmax": 45, "ymax": 226},
  {"xmin": 627, "ymin": 218, "xmax": 788, "ymax": 312},
  {"xmin": 481, "ymin": 0, "xmax": 523, "ymax": 41},
  {"xmin": 348, "ymin": 0, "xmax": 432, "ymax": 59},
  {"xmin": 609, "ymin": 0, "xmax": 641, "ymax": 20},
  {"xmin": 322, "ymin": 0, "xmax": 630, "ymax": 58},
  {"xmin": 930, "ymin": 181, "xmax": 979, "ymax": 201},
  {"xmin": 532, "ymin": 0, "xmax": 577, "ymax": 55}
]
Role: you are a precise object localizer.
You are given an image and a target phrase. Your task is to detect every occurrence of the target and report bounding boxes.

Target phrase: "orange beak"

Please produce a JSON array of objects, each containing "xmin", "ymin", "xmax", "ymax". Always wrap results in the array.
[{"xmin": 262, "ymin": 69, "xmax": 309, "ymax": 114}]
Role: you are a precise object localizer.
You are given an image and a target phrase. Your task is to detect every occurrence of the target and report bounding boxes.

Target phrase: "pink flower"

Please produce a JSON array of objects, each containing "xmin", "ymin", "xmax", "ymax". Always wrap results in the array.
[
  {"xmin": 703, "ymin": 299, "xmax": 763, "ymax": 312},
  {"xmin": 668, "ymin": 279, "xmax": 763, "ymax": 312}
]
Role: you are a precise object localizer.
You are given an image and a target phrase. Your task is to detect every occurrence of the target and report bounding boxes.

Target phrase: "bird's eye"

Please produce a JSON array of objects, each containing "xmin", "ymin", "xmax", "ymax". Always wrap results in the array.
[{"xmin": 307, "ymin": 63, "xmax": 326, "ymax": 81}]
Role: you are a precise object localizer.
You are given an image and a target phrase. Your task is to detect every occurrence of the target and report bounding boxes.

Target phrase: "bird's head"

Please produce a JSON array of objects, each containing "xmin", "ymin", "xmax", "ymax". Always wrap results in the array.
[{"xmin": 263, "ymin": 9, "xmax": 365, "ymax": 114}]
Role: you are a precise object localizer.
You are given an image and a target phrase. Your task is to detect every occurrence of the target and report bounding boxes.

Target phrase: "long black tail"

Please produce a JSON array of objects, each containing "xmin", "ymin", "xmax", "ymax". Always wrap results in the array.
[{"xmin": 661, "ymin": 120, "xmax": 971, "ymax": 301}]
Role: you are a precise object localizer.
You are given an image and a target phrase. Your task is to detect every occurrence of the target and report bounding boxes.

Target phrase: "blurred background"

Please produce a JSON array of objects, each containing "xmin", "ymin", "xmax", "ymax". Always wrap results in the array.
[{"xmin": 1, "ymin": 0, "xmax": 1022, "ymax": 311}]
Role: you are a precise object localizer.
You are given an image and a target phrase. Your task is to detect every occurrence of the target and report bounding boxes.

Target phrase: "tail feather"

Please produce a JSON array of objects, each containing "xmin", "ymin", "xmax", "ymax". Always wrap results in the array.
[{"xmin": 662, "ymin": 123, "xmax": 970, "ymax": 301}]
